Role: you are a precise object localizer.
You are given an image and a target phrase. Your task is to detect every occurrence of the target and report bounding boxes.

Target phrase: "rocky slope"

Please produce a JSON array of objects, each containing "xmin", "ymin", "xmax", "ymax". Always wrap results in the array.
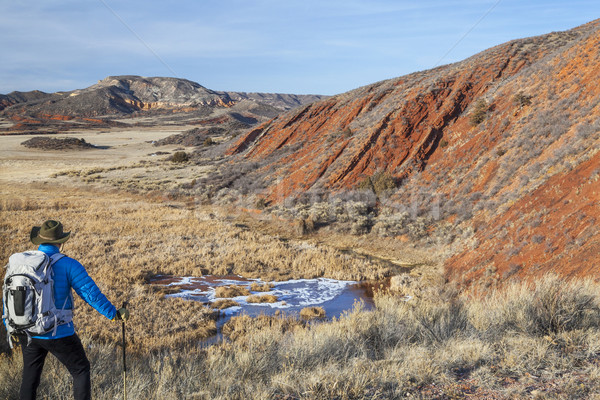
[
  {"xmin": 0, "ymin": 76, "xmax": 324, "ymax": 134},
  {"xmin": 227, "ymin": 20, "xmax": 600, "ymax": 285}
]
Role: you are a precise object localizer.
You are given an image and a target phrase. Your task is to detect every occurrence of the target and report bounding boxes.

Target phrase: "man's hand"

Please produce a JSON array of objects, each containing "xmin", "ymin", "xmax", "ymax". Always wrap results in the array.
[{"xmin": 115, "ymin": 307, "xmax": 130, "ymax": 321}]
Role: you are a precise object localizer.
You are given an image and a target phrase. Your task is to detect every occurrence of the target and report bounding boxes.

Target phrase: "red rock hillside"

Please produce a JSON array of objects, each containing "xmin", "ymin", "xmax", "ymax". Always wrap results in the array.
[{"xmin": 227, "ymin": 20, "xmax": 600, "ymax": 285}]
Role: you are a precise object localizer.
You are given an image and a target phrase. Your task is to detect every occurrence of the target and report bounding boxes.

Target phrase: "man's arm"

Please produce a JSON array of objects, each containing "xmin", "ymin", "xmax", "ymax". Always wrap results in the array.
[{"xmin": 66, "ymin": 258, "xmax": 118, "ymax": 320}]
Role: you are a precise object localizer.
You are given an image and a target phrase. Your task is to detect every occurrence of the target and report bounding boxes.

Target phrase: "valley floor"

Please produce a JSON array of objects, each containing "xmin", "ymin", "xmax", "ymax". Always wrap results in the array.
[
  {"xmin": 2, "ymin": 184, "xmax": 600, "ymax": 399},
  {"xmin": 2, "ymin": 128, "xmax": 600, "ymax": 399}
]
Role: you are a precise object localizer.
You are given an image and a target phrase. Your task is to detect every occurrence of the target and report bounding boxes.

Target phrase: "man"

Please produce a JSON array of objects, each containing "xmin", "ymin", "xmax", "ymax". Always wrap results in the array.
[{"xmin": 3, "ymin": 220, "xmax": 129, "ymax": 400}]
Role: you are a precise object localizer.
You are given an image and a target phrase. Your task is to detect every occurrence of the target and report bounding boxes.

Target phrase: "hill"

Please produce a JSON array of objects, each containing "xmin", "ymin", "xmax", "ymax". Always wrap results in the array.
[
  {"xmin": 0, "ymin": 76, "xmax": 325, "ymax": 135},
  {"xmin": 226, "ymin": 20, "xmax": 600, "ymax": 286}
]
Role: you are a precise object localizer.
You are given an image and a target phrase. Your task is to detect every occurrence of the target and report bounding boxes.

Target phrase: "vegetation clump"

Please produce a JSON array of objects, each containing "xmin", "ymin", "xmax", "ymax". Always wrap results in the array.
[
  {"xmin": 300, "ymin": 306, "xmax": 326, "ymax": 320},
  {"xmin": 214, "ymin": 285, "xmax": 251, "ymax": 298},
  {"xmin": 211, "ymin": 299, "xmax": 240, "ymax": 310},
  {"xmin": 357, "ymin": 171, "xmax": 396, "ymax": 197},
  {"xmin": 246, "ymin": 294, "xmax": 279, "ymax": 303},
  {"xmin": 513, "ymin": 92, "xmax": 533, "ymax": 108},
  {"xmin": 250, "ymin": 282, "xmax": 274, "ymax": 292},
  {"xmin": 470, "ymin": 99, "xmax": 489, "ymax": 125},
  {"xmin": 21, "ymin": 136, "xmax": 97, "ymax": 150},
  {"xmin": 169, "ymin": 151, "xmax": 189, "ymax": 163},
  {"xmin": 4, "ymin": 274, "xmax": 599, "ymax": 399}
]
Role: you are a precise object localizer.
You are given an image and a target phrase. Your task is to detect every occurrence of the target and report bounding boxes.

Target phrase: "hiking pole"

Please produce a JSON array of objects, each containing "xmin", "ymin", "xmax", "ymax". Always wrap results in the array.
[{"xmin": 122, "ymin": 301, "xmax": 127, "ymax": 400}]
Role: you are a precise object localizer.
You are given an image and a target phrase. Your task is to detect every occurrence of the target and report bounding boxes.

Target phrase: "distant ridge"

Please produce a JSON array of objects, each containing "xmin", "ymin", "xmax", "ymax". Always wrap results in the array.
[{"xmin": 0, "ymin": 75, "xmax": 325, "ymax": 133}]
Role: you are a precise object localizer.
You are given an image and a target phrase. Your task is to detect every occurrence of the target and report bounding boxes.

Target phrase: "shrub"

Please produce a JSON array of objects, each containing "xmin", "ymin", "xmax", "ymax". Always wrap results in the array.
[
  {"xmin": 300, "ymin": 306, "xmax": 326, "ymax": 320},
  {"xmin": 357, "ymin": 171, "xmax": 396, "ymax": 197},
  {"xmin": 357, "ymin": 176, "xmax": 374, "ymax": 192},
  {"xmin": 513, "ymin": 92, "xmax": 532, "ymax": 108},
  {"xmin": 214, "ymin": 285, "xmax": 251, "ymax": 298},
  {"xmin": 470, "ymin": 274, "xmax": 600, "ymax": 339},
  {"xmin": 371, "ymin": 171, "xmax": 396, "ymax": 196},
  {"xmin": 246, "ymin": 294, "xmax": 279, "ymax": 303},
  {"xmin": 250, "ymin": 282, "xmax": 274, "ymax": 292},
  {"xmin": 372, "ymin": 211, "xmax": 410, "ymax": 237},
  {"xmin": 413, "ymin": 299, "xmax": 472, "ymax": 343},
  {"xmin": 470, "ymin": 99, "xmax": 488, "ymax": 126},
  {"xmin": 170, "ymin": 151, "xmax": 189, "ymax": 163},
  {"xmin": 351, "ymin": 216, "xmax": 371, "ymax": 235},
  {"xmin": 255, "ymin": 198, "xmax": 268, "ymax": 209},
  {"xmin": 212, "ymin": 299, "xmax": 240, "ymax": 309}
]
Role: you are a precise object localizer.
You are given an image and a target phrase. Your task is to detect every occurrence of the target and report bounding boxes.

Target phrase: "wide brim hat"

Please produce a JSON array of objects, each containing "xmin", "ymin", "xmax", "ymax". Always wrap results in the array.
[{"xmin": 30, "ymin": 220, "xmax": 71, "ymax": 245}]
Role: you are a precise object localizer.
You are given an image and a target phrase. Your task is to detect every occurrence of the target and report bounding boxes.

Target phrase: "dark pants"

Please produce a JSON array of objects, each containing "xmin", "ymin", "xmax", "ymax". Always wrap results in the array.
[{"xmin": 20, "ymin": 334, "xmax": 91, "ymax": 400}]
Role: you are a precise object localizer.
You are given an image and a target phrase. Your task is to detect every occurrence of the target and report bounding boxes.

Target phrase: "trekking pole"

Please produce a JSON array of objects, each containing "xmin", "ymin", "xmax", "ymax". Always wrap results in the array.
[{"xmin": 122, "ymin": 301, "xmax": 127, "ymax": 400}]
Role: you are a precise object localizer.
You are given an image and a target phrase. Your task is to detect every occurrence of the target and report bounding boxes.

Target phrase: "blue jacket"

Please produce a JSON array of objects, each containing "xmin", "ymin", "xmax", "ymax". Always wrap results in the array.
[{"xmin": 3, "ymin": 244, "xmax": 117, "ymax": 339}]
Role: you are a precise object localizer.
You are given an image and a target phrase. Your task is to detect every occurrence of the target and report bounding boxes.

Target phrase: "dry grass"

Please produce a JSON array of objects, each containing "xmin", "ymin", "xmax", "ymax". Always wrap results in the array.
[
  {"xmin": 250, "ymin": 282, "xmax": 274, "ymax": 292},
  {"xmin": 221, "ymin": 314, "xmax": 304, "ymax": 342},
  {"xmin": 246, "ymin": 294, "xmax": 279, "ymax": 304},
  {"xmin": 300, "ymin": 306, "xmax": 326, "ymax": 319},
  {"xmin": 211, "ymin": 299, "xmax": 240, "ymax": 310},
  {"xmin": 4, "ymin": 275, "xmax": 600, "ymax": 399},
  {"xmin": 215, "ymin": 285, "xmax": 251, "ymax": 298},
  {"xmin": 0, "ymin": 183, "xmax": 393, "ymax": 354},
  {"xmin": 5, "ymin": 183, "xmax": 600, "ymax": 398}
]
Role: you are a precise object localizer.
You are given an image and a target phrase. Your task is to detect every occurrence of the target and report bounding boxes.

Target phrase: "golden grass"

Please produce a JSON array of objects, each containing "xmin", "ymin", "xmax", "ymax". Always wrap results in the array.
[
  {"xmin": 250, "ymin": 282, "xmax": 273, "ymax": 292},
  {"xmin": 211, "ymin": 299, "xmax": 240, "ymax": 310},
  {"xmin": 300, "ymin": 306, "xmax": 326, "ymax": 319},
  {"xmin": 0, "ymin": 182, "xmax": 397, "ymax": 354},
  {"xmin": 221, "ymin": 314, "xmax": 304, "ymax": 342},
  {"xmin": 8, "ymin": 183, "xmax": 600, "ymax": 397},
  {"xmin": 4, "ymin": 275, "xmax": 600, "ymax": 398},
  {"xmin": 246, "ymin": 294, "xmax": 278, "ymax": 303},
  {"xmin": 215, "ymin": 285, "xmax": 251, "ymax": 298}
]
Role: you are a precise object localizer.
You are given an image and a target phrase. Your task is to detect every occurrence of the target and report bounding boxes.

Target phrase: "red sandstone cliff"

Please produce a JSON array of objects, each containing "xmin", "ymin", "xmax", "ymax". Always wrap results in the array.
[{"xmin": 228, "ymin": 20, "xmax": 600, "ymax": 284}]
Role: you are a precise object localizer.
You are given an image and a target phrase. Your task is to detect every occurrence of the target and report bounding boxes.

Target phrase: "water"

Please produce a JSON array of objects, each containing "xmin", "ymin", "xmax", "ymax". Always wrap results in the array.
[{"xmin": 149, "ymin": 274, "xmax": 375, "ymax": 321}]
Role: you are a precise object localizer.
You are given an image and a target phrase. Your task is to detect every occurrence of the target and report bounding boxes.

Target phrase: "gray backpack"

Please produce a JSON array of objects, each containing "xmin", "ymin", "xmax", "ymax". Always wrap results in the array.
[{"xmin": 2, "ymin": 251, "xmax": 73, "ymax": 347}]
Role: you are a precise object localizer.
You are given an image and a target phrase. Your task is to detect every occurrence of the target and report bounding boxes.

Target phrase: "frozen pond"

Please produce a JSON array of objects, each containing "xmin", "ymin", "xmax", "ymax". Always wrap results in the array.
[{"xmin": 149, "ymin": 275, "xmax": 375, "ymax": 320}]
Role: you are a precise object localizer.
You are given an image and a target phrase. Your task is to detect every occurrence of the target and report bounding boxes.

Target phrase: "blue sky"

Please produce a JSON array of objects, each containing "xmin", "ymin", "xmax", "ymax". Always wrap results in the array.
[{"xmin": 0, "ymin": 0, "xmax": 598, "ymax": 95}]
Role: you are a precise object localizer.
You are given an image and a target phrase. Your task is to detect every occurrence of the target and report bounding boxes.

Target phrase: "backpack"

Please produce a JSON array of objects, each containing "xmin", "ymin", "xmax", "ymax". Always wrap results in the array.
[{"xmin": 2, "ymin": 250, "xmax": 73, "ymax": 348}]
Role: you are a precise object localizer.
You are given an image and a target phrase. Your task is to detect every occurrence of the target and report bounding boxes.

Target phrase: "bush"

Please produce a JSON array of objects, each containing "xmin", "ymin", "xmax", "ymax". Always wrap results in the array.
[
  {"xmin": 300, "ymin": 306, "xmax": 326, "ymax": 320},
  {"xmin": 214, "ymin": 285, "xmax": 251, "ymax": 298},
  {"xmin": 212, "ymin": 299, "xmax": 240, "ymax": 309},
  {"xmin": 470, "ymin": 274, "xmax": 600, "ymax": 338},
  {"xmin": 372, "ymin": 211, "xmax": 410, "ymax": 237},
  {"xmin": 470, "ymin": 99, "xmax": 488, "ymax": 126},
  {"xmin": 250, "ymin": 282, "xmax": 274, "ymax": 292},
  {"xmin": 170, "ymin": 151, "xmax": 189, "ymax": 163},
  {"xmin": 246, "ymin": 294, "xmax": 279, "ymax": 303},
  {"xmin": 255, "ymin": 198, "xmax": 268, "ymax": 209},
  {"xmin": 371, "ymin": 171, "xmax": 396, "ymax": 196},
  {"xmin": 513, "ymin": 92, "xmax": 532, "ymax": 108},
  {"xmin": 357, "ymin": 171, "xmax": 396, "ymax": 197}
]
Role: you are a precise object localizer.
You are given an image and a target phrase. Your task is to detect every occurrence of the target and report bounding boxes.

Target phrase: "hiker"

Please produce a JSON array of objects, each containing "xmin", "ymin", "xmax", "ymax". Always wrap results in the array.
[{"xmin": 2, "ymin": 220, "xmax": 129, "ymax": 400}]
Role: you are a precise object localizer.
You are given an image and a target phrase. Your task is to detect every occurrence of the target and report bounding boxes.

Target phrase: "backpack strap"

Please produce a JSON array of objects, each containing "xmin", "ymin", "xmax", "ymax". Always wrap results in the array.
[
  {"xmin": 48, "ymin": 253, "xmax": 75, "ymax": 325},
  {"xmin": 49, "ymin": 253, "xmax": 66, "ymax": 265}
]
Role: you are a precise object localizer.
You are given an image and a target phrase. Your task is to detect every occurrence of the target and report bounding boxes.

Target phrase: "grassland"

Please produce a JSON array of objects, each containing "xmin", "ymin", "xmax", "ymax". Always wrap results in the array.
[
  {"xmin": 3, "ymin": 271, "xmax": 600, "ymax": 399},
  {"xmin": 0, "ymin": 183, "xmax": 399, "ymax": 354},
  {"xmin": 2, "ymin": 183, "xmax": 600, "ymax": 398}
]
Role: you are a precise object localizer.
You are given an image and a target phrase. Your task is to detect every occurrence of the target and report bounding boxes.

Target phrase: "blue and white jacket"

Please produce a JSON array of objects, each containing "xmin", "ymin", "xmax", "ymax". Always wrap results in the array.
[{"xmin": 3, "ymin": 244, "xmax": 117, "ymax": 339}]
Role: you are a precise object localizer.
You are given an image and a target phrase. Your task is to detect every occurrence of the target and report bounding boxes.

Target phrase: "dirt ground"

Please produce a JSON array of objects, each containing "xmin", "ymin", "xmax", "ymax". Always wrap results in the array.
[{"xmin": 0, "ymin": 127, "xmax": 191, "ymax": 183}]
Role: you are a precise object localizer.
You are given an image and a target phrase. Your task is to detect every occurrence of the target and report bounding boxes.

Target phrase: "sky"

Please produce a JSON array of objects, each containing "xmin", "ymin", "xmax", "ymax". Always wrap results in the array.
[{"xmin": 0, "ymin": 0, "xmax": 598, "ymax": 95}]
